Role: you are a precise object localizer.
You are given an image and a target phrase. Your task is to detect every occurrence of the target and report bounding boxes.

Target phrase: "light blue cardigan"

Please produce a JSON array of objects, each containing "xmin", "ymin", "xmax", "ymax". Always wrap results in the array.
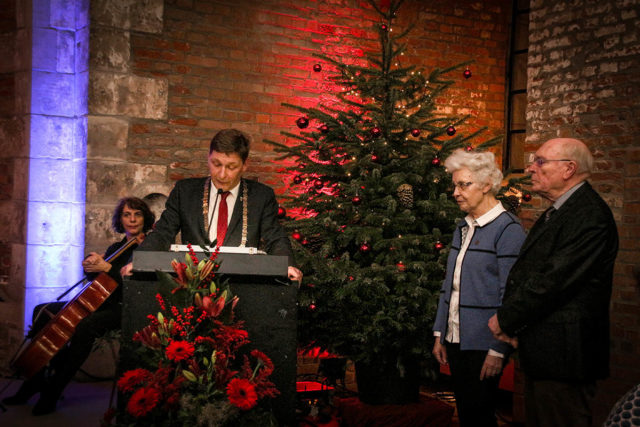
[{"xmin": 433, "ymin": 210, "xmax": 526, "ymax": 354}]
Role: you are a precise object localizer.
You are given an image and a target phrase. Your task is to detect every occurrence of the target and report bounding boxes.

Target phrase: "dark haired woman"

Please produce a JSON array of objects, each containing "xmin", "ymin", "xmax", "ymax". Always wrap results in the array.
[{"xmin": 2, "ymin": 197, "xmax": 154, "ymax": 415}]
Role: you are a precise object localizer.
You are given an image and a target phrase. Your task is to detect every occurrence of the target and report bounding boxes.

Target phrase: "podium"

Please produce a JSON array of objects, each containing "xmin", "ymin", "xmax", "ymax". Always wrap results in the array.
[{"xmin": 122, "ymin": 251, "xmax": 297, "ymax": 425}]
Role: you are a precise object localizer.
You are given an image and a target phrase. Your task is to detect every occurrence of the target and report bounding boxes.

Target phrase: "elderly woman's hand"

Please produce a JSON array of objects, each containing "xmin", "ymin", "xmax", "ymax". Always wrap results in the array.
[
  {"xmin": 479, "ymin": 354, "xmax": 504, "ymax": 380},
  {"xmin": 432, "ymin": 339, "xmax": 448, "ymax": 365}
]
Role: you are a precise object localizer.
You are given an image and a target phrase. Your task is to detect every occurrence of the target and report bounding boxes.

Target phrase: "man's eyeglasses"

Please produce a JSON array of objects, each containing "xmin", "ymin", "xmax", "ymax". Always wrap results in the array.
[
  {"xmin": 450, "ymin": 181, "xmax": 474, "ymax": 191},
  {"xmin": 527, "ymin": 154, "xmax": 573, "ymax": 167}
]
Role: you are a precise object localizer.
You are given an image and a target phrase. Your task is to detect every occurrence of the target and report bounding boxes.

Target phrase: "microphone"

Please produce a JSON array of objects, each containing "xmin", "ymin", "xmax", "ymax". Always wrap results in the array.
[{"xmin": 205, "ymin": 188, "xmax": 223, "ymax": 247}]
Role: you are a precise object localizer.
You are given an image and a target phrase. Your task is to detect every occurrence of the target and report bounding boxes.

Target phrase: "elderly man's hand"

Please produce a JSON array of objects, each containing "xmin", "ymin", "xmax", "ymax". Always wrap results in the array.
[{"xmin": 488, "ymin": 314, "xmax": 518, "ymax": 348}]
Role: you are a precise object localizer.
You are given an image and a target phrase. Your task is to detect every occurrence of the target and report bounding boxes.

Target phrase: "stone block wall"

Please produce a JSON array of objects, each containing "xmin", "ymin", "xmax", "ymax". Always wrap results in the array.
[
  {"xmin": 0, "ymin": 0, "xmax": 29, "ymax": 375},
  {"xmin": 525, "ymin": 0, "xmax": 640, "ymax": 423}
]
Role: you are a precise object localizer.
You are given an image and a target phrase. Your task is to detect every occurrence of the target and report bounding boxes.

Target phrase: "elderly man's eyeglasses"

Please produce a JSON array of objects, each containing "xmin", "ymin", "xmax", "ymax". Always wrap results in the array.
[
  {"xmin": 528, "ymin": 154, "xmax": 572, "ymax": 167},
  {"xmin": 450, "ymin": 181, "xmax": 474, "ymax": 191}
]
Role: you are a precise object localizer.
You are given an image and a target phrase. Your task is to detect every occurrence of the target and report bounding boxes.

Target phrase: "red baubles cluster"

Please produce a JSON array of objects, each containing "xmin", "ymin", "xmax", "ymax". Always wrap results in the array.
[
  {"xmin": 446, "ymin": 125, "xmax": 456, "ymax": 136},
  {"xmin": 296, "ymin": 116, "xmax": 309, "ymax": 129}
]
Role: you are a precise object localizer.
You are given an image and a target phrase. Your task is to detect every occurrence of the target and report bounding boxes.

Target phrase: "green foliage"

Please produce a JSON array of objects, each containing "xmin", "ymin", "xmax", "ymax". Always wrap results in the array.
[{"xmin": 266, "ymin": 0, "xmax": 525, "ymax": 367}]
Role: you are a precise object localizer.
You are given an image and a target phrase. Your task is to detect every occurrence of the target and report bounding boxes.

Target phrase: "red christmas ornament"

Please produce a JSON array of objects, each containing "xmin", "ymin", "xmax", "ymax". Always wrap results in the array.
[
  {"xmin": 302, "ymin": 238, "xmax": 309, "ymax": 246},
  {"xmin": 434, "ymin": 241, "xmax": 445, "ymax": 251},
  {"xmin": 370, "ymin": 127, "xmax": 382, "ymax": 138},
  {"xmin": 348, "ymin": 276, "xmax": 355, "ymax": 281},
  {"xmin": 292, "ymin": 231, "xmax": 302, "ymax": 241},
  {"xmin": 352, "ymin": 196, "xmax": 361, "ymax": 205},
  {"xmin": 371, "ymin": 154, "xmax": 379, "ymax": 162},
  {"xmin": 381, "ymin": 23, "xmax": 388, "ymax": 31},
  {"xmin": 465, "ymin": 145, "xmax": 473, "ymax": 152},
  {"xmin": 359, "ymin": 242, "xmax": 371, "ymax": 252},
  {"xmin": 313, "ymin": 63, "xmax": 322, "ymax": 72},
  {"xmin": 446, "ymin": 125, "xmax": 456, "ymax": 136},
  {"xmin": 277, "ymin": 206, "xmax": 286, "ymax": 218},
  {"xmin": 396, "ymin": 261, "xmax": 406, "ymax": 271},
  {"xmin": 522, "ymin": 193, "xmax": 532, "ymax": 202},
  {"xmin": 431, "ymin": 157, "xmax": 441, "ymax": 166},
  {"xmin": 309, "ymin": 302, "xmax": 317, "ymax": 310},
  {"xmin": 293, "ymin": 175, "xmax": 302, "ymax": 184},
  {"xmin": 410, "ymin": 128, "xmax": 421, "ymax": 137},
  {"xmin": 319, "ymin": 124, "xmax": 329, "ymax": 133},
  {"xmin": 296, "ymin": 116, "xmax": 309, "ymax": 129},
  {"xmin": 463, "ymin": 68, "xmax": 472, "ymax": 79},
  {"xmin": 313, "ymin": 179, "xmax": 323, "ymax": 189}
]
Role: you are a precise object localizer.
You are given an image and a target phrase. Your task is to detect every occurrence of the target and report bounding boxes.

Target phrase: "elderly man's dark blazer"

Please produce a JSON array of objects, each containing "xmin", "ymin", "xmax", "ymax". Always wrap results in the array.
[
  {"xmin": 497, "ymin": 182, "xmax": 618, "ymax": 381},
  {"xmin": 139, "ymin": 177, "xmax": 293, "ymax": 262}
]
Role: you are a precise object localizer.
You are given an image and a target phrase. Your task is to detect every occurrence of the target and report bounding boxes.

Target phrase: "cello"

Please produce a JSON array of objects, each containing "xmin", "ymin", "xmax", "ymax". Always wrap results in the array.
[{"xmin": 10, "ymin": 234, "xmax": 144, "ymax": 379}]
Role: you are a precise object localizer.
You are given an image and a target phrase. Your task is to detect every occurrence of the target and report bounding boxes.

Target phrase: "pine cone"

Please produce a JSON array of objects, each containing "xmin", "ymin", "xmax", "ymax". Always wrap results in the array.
[
  {"xmin": 397, "ymin": 183, "xmax": 413, "ymax": 208},
  {"xmin": 502, "ymin": 195, "xmax": 520, "ymax": 214}
]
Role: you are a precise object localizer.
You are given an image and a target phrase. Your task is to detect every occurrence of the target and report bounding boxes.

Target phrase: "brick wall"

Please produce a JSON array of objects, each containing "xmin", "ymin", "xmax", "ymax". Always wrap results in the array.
[
  {"xmin": 85, "ymin": 0, "xmax": 511, "ymax": 253},
  {"xmin": 525, "ymin": 0, "xmax": 640, "ymax": 423},
  {"xmin": 0, "ymin": 0, "xmax": 29, "ymax": 374}
]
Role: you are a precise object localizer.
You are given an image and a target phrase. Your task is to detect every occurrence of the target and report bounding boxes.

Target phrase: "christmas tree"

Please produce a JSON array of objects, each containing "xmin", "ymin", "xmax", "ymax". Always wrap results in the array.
[{"xmin": 267, "ymin": 0, "xmax": 525, "ymax": 371}]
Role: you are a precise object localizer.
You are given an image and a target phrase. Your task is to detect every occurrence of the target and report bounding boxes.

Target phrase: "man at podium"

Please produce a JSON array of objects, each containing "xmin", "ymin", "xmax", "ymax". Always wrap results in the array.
[{"xmin": 129, "ymin": 128, "xmax": 302, "ymax": 283}]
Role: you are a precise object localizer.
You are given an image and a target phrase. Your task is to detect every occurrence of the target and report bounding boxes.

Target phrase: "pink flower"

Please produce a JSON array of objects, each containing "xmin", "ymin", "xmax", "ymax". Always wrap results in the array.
[
  {"xmin": 171, "ymin": 260, "xmax": 188, "ymax": 286},
  {"xmin": 202, "ymin": 294, "xmax": 225, "ymax": 317}
]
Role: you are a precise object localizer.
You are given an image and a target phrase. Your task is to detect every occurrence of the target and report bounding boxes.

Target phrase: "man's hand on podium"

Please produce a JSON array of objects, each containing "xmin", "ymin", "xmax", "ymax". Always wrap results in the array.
[{"xmin": 288, "ymin": 266, "xmax": 302, "ymax": 284}]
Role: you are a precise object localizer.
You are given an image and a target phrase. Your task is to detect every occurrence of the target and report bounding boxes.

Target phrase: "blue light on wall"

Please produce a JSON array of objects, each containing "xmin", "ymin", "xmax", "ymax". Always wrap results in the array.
[{"xmin": 24, "ymin": 0, "xmax": 89, "ymax": 328}]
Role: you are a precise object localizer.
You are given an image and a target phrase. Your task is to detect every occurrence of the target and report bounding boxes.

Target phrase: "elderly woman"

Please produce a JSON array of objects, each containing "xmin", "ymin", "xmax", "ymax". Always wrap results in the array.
[{"xmin": 433, "ymin": 149, "xmax": 526, "ymax": 427}]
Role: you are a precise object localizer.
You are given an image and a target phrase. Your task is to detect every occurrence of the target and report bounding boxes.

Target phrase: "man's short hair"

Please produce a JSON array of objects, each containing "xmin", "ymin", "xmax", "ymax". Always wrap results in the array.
[{"xmin": 209, "ymin": 129, "xmax": 250, "ymax": 162}]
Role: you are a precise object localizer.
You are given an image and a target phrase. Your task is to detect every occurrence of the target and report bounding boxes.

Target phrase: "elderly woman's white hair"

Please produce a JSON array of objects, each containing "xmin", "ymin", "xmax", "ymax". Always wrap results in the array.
[{"xmin": 444, "ymin": 149, "xmax": 503, "ymax": 194}]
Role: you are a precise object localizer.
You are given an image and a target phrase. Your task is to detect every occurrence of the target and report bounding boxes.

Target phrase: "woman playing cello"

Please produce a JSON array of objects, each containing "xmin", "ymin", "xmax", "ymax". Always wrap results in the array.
[{"xmin": 2, "ymin": 197, "xmax": 155, "ymax": 415}]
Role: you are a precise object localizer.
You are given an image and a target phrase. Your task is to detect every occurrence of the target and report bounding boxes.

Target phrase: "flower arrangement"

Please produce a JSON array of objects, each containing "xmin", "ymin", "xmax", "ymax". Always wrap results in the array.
[{"xmin": 109, "ymin": 245, "xmax": 279, "ymax": 426}]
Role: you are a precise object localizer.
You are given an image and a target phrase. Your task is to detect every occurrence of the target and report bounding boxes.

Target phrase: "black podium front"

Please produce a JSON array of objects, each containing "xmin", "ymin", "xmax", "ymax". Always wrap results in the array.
[{"xmin": 122, "ymin": 251, "xmax": 297, "ymax": 425}]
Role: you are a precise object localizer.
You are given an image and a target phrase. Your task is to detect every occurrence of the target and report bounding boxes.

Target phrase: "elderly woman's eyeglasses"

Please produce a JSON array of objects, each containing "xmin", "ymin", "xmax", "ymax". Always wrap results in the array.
[
  {"xmin": 527, "ymin": 154, "xmax": 572, "ymax": 167},
  {"xmin": 450, "ymin": 181, "xmax": 474, "ymax": 191}
]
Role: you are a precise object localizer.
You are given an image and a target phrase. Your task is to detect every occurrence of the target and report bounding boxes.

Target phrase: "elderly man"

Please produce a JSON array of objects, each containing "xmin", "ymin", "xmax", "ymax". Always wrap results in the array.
[{"xmin": 488, "ymin": 138, "xmax": 618, "ymax": 426}]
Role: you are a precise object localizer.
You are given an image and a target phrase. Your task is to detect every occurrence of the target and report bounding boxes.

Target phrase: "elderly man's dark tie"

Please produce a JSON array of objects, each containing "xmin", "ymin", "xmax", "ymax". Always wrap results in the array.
[{"xmin": 544, "ymin": 207, "xmax": 556, "ymax": 223}]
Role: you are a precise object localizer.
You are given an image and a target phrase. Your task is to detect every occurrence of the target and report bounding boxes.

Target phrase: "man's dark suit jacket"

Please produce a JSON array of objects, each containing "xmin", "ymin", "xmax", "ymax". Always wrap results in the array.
[
  {"xmin": 139, "ymin": 177, "xmax": 293, "ymax": 262},
  {"xmin": 497, "ymin": 182, "xmax": 618, "ymax": 381}
]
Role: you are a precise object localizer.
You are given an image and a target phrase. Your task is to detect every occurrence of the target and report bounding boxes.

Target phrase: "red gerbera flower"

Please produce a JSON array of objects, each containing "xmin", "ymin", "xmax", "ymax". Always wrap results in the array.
[
  {"xmin": 226, "ymin": 378, "xmax": 258, "ymax": 410},
  {"xmin": 126, "ymin": 386, "xmax": 161, "ymax": 417},
  {"xmin": 117, "ymin": 368, "xmax": 153, "ymax": 392},
  {"xmin": 165, "ymin": 340, "xmax": 195, "ymax": 362}
]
